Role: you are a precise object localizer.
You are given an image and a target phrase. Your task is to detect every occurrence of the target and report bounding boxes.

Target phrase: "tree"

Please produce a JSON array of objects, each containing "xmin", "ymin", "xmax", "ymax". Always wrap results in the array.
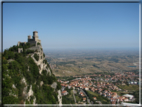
[
  {"xmin": 57, "ymin": 82, "xmax": 61, "ymax": 90},
  {"xmin": 2, "ymin": 57, "xmax": 7, "ymax": 64},
  {"xmin": 3, "ymin": 96, "xmax": 19, "ymax": 104}
]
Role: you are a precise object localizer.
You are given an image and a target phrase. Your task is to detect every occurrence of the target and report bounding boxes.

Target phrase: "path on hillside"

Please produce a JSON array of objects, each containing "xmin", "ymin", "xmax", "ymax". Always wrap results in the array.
[
  {"xmin": 80, "ymin": 89, "xmax": 91, "ymax": 104},
  {"xmin": 72, "ymin": 89, "xmax": 76, "ymax": 103}
]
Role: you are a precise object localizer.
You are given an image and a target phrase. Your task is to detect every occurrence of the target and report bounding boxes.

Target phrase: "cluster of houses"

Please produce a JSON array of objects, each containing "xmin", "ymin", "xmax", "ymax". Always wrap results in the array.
[
  {"xmin": 109, "ymin": 72, "xmax": 139, "ymax": 85},
  {"xmin": 91, "ymin": 88, "xmax": 134, "ymax": 104},
  {"xmin": 59, "ymin": 72, "xmax": 137, "ymax": 104},
  {"xmin": 77, "ymin": 72, "xmax": 139, "ymax": 85}
]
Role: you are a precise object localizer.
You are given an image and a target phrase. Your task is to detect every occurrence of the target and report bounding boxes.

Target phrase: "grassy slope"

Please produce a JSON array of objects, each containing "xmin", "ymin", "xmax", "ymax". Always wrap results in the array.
[
  {"xmin": 86, "ymin": 90, "xmax": 111, "ymax": 104},
  {"xmin": 118, "ymin": 85, "xmax": 139, "ymax": 91}
]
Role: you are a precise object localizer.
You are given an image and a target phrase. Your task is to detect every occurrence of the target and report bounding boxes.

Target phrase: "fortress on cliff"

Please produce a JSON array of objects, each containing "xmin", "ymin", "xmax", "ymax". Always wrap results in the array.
[
  {"xmin": 18, "ymin": 31, "xmax": 41, "ymax": 47},
  {"xmin": 17, "ymin": 31, "xmax": 42, "ymax": 53}
]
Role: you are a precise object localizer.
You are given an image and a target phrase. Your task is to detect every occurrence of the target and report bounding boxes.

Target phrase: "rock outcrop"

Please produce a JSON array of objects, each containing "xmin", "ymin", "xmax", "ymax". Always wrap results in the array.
[{"xmin": 58, "ymin": 90, "xmax": 62, "ymax": 105}]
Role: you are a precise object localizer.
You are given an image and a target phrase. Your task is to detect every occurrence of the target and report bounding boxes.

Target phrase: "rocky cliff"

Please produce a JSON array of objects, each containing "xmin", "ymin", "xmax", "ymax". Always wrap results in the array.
[{"xmin": 2, "ymin": 42, "xmax": 62, "ymax": 104}]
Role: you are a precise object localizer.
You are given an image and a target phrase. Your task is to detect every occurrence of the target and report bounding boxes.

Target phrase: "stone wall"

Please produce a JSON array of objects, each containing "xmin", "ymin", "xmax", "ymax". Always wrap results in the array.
[
  {"xmin": 28, "ymin": 41, "xmax": 37, "ymax": 46},
  {"xmin": 28, "ymin": 38, "xmax": 35, "ymax": 42},
  {"xmin": 27, "ymin": 45, "xmax": 42, "ymax": 52},
  {"xmin": 18, "ymin": 42, "xmax": 27, "ymax": 46},
  {"xmin": 18, "ymin": 48, "xmax": 23, "ymax": 53}
]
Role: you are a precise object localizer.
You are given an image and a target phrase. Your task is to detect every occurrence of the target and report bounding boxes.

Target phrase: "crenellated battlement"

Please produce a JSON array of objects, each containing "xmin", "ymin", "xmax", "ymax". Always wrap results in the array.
[{"xmin": 17, "ymin": 31, "xmax": 41, "ymax": 47}]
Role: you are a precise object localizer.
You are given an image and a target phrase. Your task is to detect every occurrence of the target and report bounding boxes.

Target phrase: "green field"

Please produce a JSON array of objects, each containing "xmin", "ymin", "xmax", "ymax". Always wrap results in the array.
[
  {"xmin": 87, "ymin": 90, "xmax": 98, "ymax": 97},
  {"xmin": 118, "ymin": 85, "xmax": 139, "ymax": 92},
  {"xmin": 86, "ymin": 90, "xmax": 111, "ymax": 104},
  {"xmin": 75, "ymin": 95, "xmax": 82, "ymax": 103}
]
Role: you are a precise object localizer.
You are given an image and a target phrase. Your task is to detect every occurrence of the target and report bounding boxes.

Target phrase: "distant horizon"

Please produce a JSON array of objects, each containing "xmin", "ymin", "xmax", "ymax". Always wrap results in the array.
[
  {"xmin": 2, "ymin": 44, "xmax": 139, "ymax": 53},
  {"xmin": 43, "ymin": 47, "xmax": 139, "ymax": 53}
]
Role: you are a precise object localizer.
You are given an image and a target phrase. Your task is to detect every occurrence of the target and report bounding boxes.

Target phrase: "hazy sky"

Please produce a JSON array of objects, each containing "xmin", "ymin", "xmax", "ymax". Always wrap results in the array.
[{"xmin": 3, "ymin": 3, "xmax": 139, "ymax": 51}]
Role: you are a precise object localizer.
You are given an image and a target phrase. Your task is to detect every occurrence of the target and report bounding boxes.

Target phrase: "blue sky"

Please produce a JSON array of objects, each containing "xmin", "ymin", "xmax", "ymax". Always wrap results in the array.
[{"xmin": 3, "ymin": 3, "xmax": 139, "ymax": 51}]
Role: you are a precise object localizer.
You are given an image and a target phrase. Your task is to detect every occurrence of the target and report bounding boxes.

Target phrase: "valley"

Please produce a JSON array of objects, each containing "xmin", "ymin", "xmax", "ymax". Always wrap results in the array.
[{"xmin": 45, "ymin": 49, "xmax": 139, "ymax": 77}]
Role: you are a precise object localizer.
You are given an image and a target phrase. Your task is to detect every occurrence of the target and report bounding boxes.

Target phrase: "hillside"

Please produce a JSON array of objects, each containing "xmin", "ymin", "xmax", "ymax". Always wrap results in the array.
[{"xmin": 2, "ymin": 35, "xmax": 62, "ymax": 104}]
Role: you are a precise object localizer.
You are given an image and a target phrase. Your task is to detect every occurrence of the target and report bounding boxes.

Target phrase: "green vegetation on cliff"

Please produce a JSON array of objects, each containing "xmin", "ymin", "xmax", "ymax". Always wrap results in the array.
[
  {"xmin": 2, "ymin": 44, "xmax": 61, "ymax": 104},
  {"xmin": 34, "ymin": 53, "xmax": 39, "ymax": 61}
]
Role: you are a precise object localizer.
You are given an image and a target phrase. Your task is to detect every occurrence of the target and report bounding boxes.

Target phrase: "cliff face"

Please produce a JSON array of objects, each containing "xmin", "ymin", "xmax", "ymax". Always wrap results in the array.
[{"xmin": 2, "ymin": 42, "xmax": 62, "ymax": 104}]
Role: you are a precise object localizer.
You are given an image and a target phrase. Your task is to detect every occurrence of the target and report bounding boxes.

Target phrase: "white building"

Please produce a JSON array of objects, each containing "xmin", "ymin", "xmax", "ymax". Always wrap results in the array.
[{"xmin": 123, "ymin": 94, "xmax": 134, "ymax": 100}]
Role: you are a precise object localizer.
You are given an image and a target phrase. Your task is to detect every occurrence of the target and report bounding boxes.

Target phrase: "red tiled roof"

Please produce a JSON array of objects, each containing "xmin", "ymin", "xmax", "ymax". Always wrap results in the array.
[{"xmin": 62, "ymin": 90, "xmax": 67, "ymax": 94}]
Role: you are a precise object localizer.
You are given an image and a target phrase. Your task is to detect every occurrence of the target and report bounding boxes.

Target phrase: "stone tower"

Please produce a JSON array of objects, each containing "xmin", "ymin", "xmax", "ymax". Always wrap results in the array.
[
  {"xmin": 33, "ymin": 31, "xmax": 38, "ymax": 41},
  {"xmin": 28, "ymin": 35, "xmax": 31, "ymax": 39},
  {"xmin": 28, "ymin": 35, "xmax": 31, "ymax": 42}
]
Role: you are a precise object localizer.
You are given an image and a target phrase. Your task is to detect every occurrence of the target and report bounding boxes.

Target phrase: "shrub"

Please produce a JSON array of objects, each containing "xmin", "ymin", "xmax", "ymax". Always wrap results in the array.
[
  {"xmin": 34, "ymin": 54, "xmax": 39, "ymax": 61},
  {"xmin": 43, "ymin": 59, "xmax": 47, "ymax": 64},
  {"xmin": 26, "ymin": 50, "xmax": 34, "ymax": 54},
  {"xmin": 3, "ymin": 57, "xmax": 7, "ymax": 64},
  {"xmin": 37, "ymin": 42, "xmax": 40, "ymax": 45},
  {"xmin": 57, "ymin": 82, "xmax": 61, "ymax": 90}
]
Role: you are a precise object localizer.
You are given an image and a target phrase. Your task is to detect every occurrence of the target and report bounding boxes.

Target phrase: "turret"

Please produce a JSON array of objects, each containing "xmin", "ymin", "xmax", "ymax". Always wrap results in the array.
[
  {"xmin": 33, "ymin": 31, "xmax": 38, "ymax": 41},
  {"xmin": 28, "ymin": 35, "xmax": 31, "ymax": 39},
  {"xmin": 28, "ymin": 35, "xmax": 31, "ymax": 42},
  {"xmin": 33, "ymin": 31, "xmax": 38, "ymax": 37}
]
